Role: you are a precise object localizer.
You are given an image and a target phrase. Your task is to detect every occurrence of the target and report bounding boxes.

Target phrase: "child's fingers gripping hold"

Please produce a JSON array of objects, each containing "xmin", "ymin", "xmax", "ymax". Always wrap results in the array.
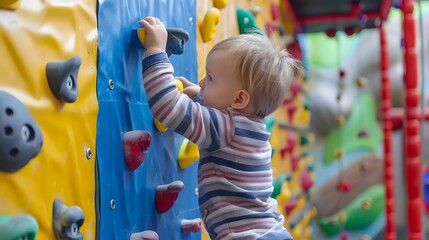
[{"xmin": 138, "ymin": 16, "xmax": 168, "ymax": 56}]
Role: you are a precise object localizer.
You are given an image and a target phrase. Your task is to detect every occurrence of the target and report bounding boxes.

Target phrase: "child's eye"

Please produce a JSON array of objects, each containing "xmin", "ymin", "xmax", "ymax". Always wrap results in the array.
[{"xmin": 207, "ymin": 75, "xmax": 213, "ymax": 82}]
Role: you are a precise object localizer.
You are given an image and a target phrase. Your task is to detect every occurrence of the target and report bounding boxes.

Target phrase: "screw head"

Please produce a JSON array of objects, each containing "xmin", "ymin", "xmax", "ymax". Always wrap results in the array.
[
  {"xmin": 86, "ymin": 148, "xmax": 92, "ymax": 160},
  {"xmin": 108, "ymin": 79, "xmax": 114, "ymax": 90},
  {"xmin": 189, "ymin": 17, "xmax": 193, "ymax": 25},
  {"xmin": 110, "ymin": 199, "xmax": 116, "ymax": 209}
]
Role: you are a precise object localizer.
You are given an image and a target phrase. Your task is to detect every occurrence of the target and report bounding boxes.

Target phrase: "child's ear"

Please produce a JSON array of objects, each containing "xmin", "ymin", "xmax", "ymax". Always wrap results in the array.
[{"xmin": 231, "ymin": 90, "xmax": 250, "ymax": 110}]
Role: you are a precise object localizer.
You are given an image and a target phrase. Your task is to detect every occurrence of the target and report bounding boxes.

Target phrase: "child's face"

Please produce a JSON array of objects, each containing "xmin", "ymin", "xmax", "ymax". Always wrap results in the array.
[{"xmin": 199, "ymin": 50, "xmax": 242, "ymax": 110}]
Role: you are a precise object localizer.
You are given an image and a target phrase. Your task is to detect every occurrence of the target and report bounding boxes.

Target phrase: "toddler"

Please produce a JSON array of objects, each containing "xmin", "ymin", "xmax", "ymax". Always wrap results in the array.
[{"xmin": 139, "ymin": 16, "xmax": 300, "ymax": 240}]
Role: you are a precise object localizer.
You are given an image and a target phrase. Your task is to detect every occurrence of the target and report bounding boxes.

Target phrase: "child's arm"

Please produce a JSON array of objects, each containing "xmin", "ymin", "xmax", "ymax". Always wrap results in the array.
[{"xmin": 139, "ymin": 17, "xmax": 233, "ymax": 150}]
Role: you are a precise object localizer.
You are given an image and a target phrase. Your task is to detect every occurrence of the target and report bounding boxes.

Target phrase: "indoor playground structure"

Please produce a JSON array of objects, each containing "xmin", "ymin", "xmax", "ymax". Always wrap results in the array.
[{"xmin": 0, "ymin": 0, "xmax": 428, "ymax": 240}]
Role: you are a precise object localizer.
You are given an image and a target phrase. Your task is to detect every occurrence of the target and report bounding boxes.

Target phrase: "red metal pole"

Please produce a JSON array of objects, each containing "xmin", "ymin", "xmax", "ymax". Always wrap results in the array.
[
  {"xmin": 401, "ymin": 0, "xmax": 422, "ymax": 239},
  {"xmin": 379, "ymin": 24, "xmax": 396, "ymax": 240}
]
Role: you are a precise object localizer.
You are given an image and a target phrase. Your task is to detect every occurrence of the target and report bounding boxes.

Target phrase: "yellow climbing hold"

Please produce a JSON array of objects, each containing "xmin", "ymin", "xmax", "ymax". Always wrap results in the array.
[
  {"xmin": 334, "ymin": 149, "xmax": 344, "ymax": 160},
  {"xmin": 178, "ymin": 138, "xmax": 200, "ymax": 169},
  {"xmin": 0, "ymin": 0, "xmax": 21, "ymax": 10},
  {"xmin": 213, "ymin": 0, "xmax": 228, "ymax": 9},
  {"xmin": 137, "ymin": 28, "xmax": 146, "ymax": 45},
  {"xmin": 199, "ymin": 7, "xmax": 221, "ymax": 42},
  {"xmin": 336, "ymin": 115, "xmax": 346, "ymax": 126},
  {"xmin": 154, "ymin": 80, "xmax": 184, "ymax": 132},
  {"xmin": 337, "ymin": 210, "xmax": 347, "ymax": 225},
  {"xmin": 361, "ymin": 198, "xmax": 373, "ymax": 210}
]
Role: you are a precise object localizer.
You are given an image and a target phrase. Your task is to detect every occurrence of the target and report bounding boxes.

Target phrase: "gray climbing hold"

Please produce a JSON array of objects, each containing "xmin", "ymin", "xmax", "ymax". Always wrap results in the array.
[
  {"xmin": 0, "ymin": 90, "xmax": 43, "ymax": 173},
  {"xmin": 52, "ymin": 199, "xmax": 85, "ymax": 240},
  {"xmin": 46, "ymin": 56, "xmax": 82, "ymax": 103},
  {"xmin": 166, "ymin": 28, "xmax": 189, "ymax": 56}
]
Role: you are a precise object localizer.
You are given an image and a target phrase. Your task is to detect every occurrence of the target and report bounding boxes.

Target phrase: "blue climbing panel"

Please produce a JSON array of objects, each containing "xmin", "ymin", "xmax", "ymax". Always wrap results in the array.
[{"xmin": 96, "ymin": 0, "xmax": 199, "ymax": 239}]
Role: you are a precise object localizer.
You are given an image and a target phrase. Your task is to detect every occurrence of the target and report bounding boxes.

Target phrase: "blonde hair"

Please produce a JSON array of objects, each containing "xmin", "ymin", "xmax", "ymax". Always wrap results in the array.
[{"xmin": 208, "ymin": 34, "xmax": 302, "ymax": 117}]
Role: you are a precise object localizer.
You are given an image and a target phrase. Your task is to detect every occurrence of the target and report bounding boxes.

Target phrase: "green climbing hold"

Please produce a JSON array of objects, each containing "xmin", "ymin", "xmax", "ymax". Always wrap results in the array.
[
  {"xmin": 236, "ymin": 8, "xmax": 265, "ymax": 36},
  {"xmin": 271, "ymin": 174, "xmax": 291, "ymax": 199},
  {"xmin": 264, "ymin": 115, "xmax": 276, "ymax": 134},
  {"xmin": 300, "ymin": 134, "xmax": 310, "ymax": 146},
  {"xmin": 0, "ymin": 215, "xmax": 38, "ymax": 240}
]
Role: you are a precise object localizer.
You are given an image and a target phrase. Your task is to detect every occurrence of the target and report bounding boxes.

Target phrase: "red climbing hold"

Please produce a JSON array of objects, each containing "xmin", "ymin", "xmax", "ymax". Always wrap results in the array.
[
  {"xmin": 300, "ymin": 169, "xmax": 313, "ymax": 191},
  {"xmin": 130, "ymin": 230, "xmax": 159, "ymax": 240},
  {"xmin": 155, "ymin": 180, "xmax": 184, "ymax": 214},
  {"xmin": 181, "ymin": 218, "xmax": 202, "ymax": 233},
  {"xmin": 122, "ymin": 130, "xmax": 152, "ymax": 171},
  {"xmin": 336, "ymin": 179, "xmax": 351, "ymax": 192}
]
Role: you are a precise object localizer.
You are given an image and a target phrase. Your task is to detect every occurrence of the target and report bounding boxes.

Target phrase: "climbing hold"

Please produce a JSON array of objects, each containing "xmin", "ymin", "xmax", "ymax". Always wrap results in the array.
[
  {"xmin": 336, "ymin": 179, "xmax": 351, "ymax": 193},
  {"xmin": 131, "ymin": 28, "xmax": 189, "ymax": 57},
  {"xmin": 300, "ymin": 134, "xmax": 311, "ymax": 146},
  {"xmin": 286, "ymin": 104, "xmax": 297, "ymax": 122},
  {"xmin": 300, "ymin": 169, "xmax": 313, "ymax": 191},
  {"xmin": 263, "ymin": 115, "xmax": 276, "ymax": 134},
  {"xmin": 303, "ymin": 98, "xmax": 311, "ymax": 110},
  {"xmin": 340, "ymin": 231, "xmax": 350, "ymax": 240},
  {"xmin": 153, "ymin": 119, "xmax": 168, "ymax": 132},
  {"xmin": 336, "ymin": 115, "xmax": 346, "ymax": 126},
  {"xmin": 355, "ymin": 77, "xmax": 368, "ymax": 88},
  {"xmin": 325, "ymin": 29, "xmax": 337, "ymax": 38},
  {"xmin": 334, "ymin": 149, "xmax": 344, "ymax": 160},
  {"xmin": 0, "ymin": 214, "xmax": 38, "ymax": 240},
  {"xmin": 213, "ymin": 0, "xmax": 228, "ymax": 10},
  {"xmin": 358, "ymin": 129, "xmax": 369, "ymax": 138},
  {"xmin": 181, "ymin": 218, "xmax": 202, "ymax": 233},
  {"xmin": 0, "ymin": 91, "xmax": 43, "ymax": 173},
  {"xmin": 272, "ymin": 174, "xmax": 291, "ymax": 198},
  {"xmin": 52, "ymin": 199, "xmax": 85, "ymax": 240},
  {"xmin": 130, "ymin": 230, "xmax": 159, "ymax": 240},
  {"xmin": 284, "ymin": 200, "xmax": 298, "ymax": 215},
  {"xmin": 337, "ymin": 210, "xmax": 347, "ymax": 225},
  {"xmin": 361, "ymin": 198, "xmax": 373, "ymax": 210},
  {"xmin": 46, "ymin": 56, "xmax": 82, "ymax": 103},
  {"xmin": 291, "ymin": 154, "xmax": 300, "ymax": 171},
  {"xmin": 250, "ymin": 5, "xmax": 261, "ymax": 17},
  {"xmin": 153, "ymin": 80, "xmax": 184, "ymax": 132},
  {"xmin": 178, "ymin": 138, "xmax": 200, "ymax": 169},
  {"xmin": 236, "ymin": 8, "xmax": 265, "ymax": 36},
  {"xmin": 270, "ymin": 1, "xmax": 280, "ymax": 20},
  {"xmin": 265, "ymin": 21, "xmax": 277, "ymax": 37},
  {"xmin": 155, "ymin": 181, "xmax": 184, "ymax": 214},
  {"xmin": 199, "ymin": 7, "xmax": 221, "ymax": 42},
  {"xmin": 122, "ymin": 130, "xmax": 152, "ymax": 171},
  {"xmin": 0, "ymin": 0, "xmax": 21, "ymax": 10},
  {"xmin": 280, "ymin": 132, "xmax": 296, "ymax": 158}
]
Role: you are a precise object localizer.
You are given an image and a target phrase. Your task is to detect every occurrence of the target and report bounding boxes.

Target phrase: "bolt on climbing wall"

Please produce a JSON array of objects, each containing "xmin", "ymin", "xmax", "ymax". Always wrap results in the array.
[
  {"xmin": 0, "ymin": 0, "xmax": 98, "ymax": 239},
  {"xmin": 96, "ymin": 0, "xmax": 200, "ymax": 239}
]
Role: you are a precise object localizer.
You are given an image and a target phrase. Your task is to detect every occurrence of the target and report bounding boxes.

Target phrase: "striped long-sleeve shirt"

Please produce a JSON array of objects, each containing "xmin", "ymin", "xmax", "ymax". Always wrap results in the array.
[{"xmin": 143, "ymin": 52, "xmax": 293, "ymax": 240}]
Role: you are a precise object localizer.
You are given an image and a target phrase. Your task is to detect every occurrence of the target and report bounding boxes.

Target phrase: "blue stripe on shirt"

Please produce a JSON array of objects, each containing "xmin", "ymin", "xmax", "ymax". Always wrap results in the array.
[
  {"xmin": 206, "ymin": 108, "xmax": 220, "ymax": 151},
  {"xmin": 207, "ymin": 212, "xmax": 278, "ymax": 234},
  {"xmin": 175, "ymin": 100, "xmax": 194, "ymax": 135},
  {"xmin": 199, "ymin": 190, "xmax": 273, "ymax": 206},
  {"xmin": 142, "ymin": 52, "xmax": 170, "ymax": 72},
  {"xmin": 200, "ymin": 156, "xmax": 271, "ymax": 172},
  {"xmin": 235, "ymin": 127, "xmax": 270, "ymax": 141},
  {"xmin": 148, "ymin": 85, "xmax": 176, "ymax": 107}
]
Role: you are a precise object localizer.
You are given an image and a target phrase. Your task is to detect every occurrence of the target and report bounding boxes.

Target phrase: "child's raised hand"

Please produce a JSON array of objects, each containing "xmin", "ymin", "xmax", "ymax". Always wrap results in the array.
[{"xmin": 138, "ymin": 17, "xmax": 168, "ymax": 56}]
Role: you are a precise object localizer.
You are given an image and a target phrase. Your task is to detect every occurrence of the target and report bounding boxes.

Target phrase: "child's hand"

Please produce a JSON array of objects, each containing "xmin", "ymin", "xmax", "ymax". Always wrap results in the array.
[
  {"xmin": 175, "ymin": 77, "xmax": 201, "ymax": 100},
  {"xmin": 138, "ymin": 17, "xmax": 168, "ymax": 57}
]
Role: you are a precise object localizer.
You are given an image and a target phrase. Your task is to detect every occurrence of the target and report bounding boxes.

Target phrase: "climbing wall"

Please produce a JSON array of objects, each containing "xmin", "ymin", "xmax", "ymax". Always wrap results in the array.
[
  {"xmin": 96, "ymin": 0, "xmax": 201, "ymax": 239},
  {"xmin": 0, "ymin": 0, "xmax": 97, "ymax": 239}
]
